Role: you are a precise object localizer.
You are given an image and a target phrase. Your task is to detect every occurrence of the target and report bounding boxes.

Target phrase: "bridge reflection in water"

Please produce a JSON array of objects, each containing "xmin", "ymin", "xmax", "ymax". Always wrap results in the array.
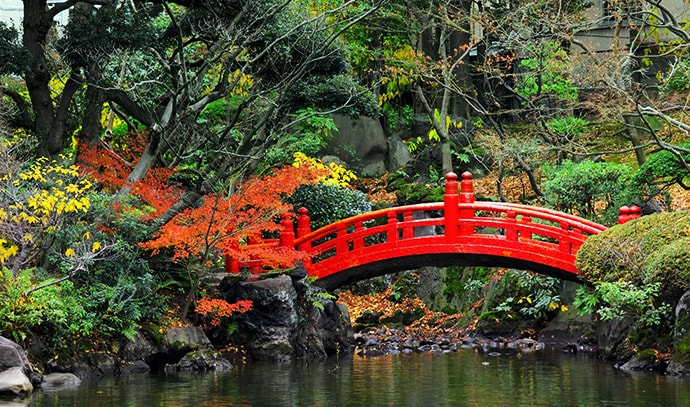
[{"xmin": 226, "ymin": 172, "xmax": 638, "ymax": 289}]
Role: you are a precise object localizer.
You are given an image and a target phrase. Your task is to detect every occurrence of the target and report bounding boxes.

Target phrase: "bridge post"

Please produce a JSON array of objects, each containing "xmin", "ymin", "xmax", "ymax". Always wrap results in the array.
[
  {"xmin": 559, "ymin": 221, "xmax": 571, "ymax": 254},
  {"xmin": 506, "ymin": 210, "xmax": 517, "ymax": 241},
  {"xmin": 387, "ymin": 211, "xmax": 398, "ymax": 243},
  {"xmin": 618, "ymin": 205, "xmax": 641, "ymax": 224},
  {"xmin": 279, "ymin": 212, "xmax": 295, "ymax": 248},
  {"xmin": 444, "ymin": 172, "xmax": 459, "ymax": 241},
  {"xmin": 459, "ymin": 172, "xmax": 475, "ymax": 235},
  {"xmin": 521, "ymin": 216, "xmax": 532, "ymax": 241},
  {"xmin": 297, "ymin": 207, "xmax": 311, "ymax": 237}
]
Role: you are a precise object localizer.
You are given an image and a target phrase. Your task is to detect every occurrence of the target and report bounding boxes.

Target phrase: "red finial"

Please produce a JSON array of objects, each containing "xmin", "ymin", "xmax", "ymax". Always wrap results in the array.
[{"xmin": 459, "ymin": 172, "xmax": 474, "ymax": 204}]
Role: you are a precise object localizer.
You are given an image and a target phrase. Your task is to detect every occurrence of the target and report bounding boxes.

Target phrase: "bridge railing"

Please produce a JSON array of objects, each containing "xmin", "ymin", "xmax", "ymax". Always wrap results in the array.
[{"xmin": 225, "ymin": 172, "xmax": 623, "ymax": 276}]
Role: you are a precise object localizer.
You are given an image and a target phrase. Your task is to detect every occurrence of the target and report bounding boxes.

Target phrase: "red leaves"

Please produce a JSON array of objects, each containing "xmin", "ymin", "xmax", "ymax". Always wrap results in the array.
[
  {"xmin": 78, "ymin": 133, "xmax": 328, "ymax": 271},
  {"xmin": 142, "ymin": 163, "xmax": 326, "ymax": 267},
  {"xmin": 195, "ymin": 297, "xmax": 253, "ymax": 327}
]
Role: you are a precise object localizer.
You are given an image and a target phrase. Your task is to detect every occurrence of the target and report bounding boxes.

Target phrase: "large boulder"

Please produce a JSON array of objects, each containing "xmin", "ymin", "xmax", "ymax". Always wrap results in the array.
[
  {"xmin": 223, "ymin": 273, "xmax": 353, "ymax": 361},
  {"xmin": 324, "ymin": 114, "xmax": 388, "ymax": 176},
  {"xmin": 0, "ymin": 336, "xmax": 35, "ymax": 396},
  {"xmin": 0, "ymin": 337, "xmax": 31, "ymax": 375},
  {"xmin": 668, "ymin": 290, "xmax": 690, "ymax": 375},
  {"xmin": 387, "ymin": 133, "xmax": 412, "ymax": 171},
  {"xmin": 224, "ymin": 275, "xmax": 299, "ymax": 361},
  {"xmin": 166, "ymin": 348, "xmax": 233, "ymax": 373},
  {"xmin": 41, "ymin": 373, "xmax": 81, "ymax": 389},
  {"xmin": 162, "ymin": 326, "xmax": 213, "ymax": 352},
  {"xmin": 0, "ymin": 367, "xmax": 32, "ymax": 396}
]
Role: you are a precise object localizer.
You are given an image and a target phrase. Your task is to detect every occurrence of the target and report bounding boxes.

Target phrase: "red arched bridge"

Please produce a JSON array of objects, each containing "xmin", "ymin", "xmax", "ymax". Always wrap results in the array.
[{"xmin": 226, "ymin": 172, "xmax": 640, "ymax": 290}]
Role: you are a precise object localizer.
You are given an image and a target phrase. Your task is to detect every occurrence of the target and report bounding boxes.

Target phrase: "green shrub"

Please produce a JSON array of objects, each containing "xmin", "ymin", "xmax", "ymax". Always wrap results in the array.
[
  {"xmin": 576, "ymin": 211, "xmax": 690, "ymax": 303},
  {"xmin": 631, "ymin": 142, "xmax": 690, "ymax": 192},
  {"xmin": 643, "ymin": 238, "xmax": 690, "ymax": 301},
  {"xmin": 285, "ymin": 182, "xmax": 371, "ymax": 230},
  {"xmin": 0, "ymin": 268, "xmax": 93, "ymax": 353},
  {"xmin": 542, "ymin": 160, "xmax": 635, "ymax": 225},
  {"xmin": 574, "ymin": 281, "xmax": 671, "ymax": 329}
]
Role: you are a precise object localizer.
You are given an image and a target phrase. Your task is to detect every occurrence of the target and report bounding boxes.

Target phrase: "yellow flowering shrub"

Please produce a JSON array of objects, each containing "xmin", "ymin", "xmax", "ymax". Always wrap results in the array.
[
  {"xmin": 0, "ymin": 153, "xmax": 98, "ymax": 274},
  {"xmin": 292, "ymin": 152, "xmax": 357, "ymax": 187}
]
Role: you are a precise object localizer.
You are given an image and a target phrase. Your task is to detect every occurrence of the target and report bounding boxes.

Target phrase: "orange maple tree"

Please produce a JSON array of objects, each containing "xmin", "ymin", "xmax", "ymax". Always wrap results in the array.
[
  {"xmin": 78, "ymin": 136, "xmax": 332, "ymax": 269},
  {"xmin": 141, "ymin": 163, "xmax": 327, "ymax": 266}
]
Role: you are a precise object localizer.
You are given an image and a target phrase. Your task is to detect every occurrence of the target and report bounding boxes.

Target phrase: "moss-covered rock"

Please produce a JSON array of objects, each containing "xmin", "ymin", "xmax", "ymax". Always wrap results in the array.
[
  {"xmin": 576, "ymin": 211, "xmax": 690, "ymax": 302},
  {"xmin": 386, "ymin": 172, "xmax": 444, "ymax": 205}
]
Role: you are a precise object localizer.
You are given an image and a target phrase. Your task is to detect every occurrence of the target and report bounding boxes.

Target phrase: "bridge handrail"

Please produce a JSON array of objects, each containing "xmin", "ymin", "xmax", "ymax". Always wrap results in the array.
[
  {"xmin": 226, "ymin": 172, "xmax": 630, "ymax": 278},
  {"xmin": 463, "ymin": 202, "xmax": 607, "ymax": 234},
  {"xmin": 293, "ymin": 202, "xmax": 445, "ymax": 247},
  {"xmin": 293, "ymin": 201, "xmax": 605, "ymax": 249}
]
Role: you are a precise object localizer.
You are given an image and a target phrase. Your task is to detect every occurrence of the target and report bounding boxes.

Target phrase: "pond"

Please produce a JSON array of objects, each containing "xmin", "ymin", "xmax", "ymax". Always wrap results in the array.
[{"xmin": 17, "ymin": 347, "xmax": 690, "ymax": 407}]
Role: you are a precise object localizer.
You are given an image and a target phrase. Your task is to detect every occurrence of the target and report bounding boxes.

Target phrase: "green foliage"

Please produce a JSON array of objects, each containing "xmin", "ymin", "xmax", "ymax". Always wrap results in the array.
[
  {"xmin": 516, "ymin": 42, "xmax": 578, "ymax": 101},
  {"xmin": 546, "ymin": 116, "xmax": 589, "ymax": 137},
  {"xmin": 0, "ymin": 23, "xmax": 27, "ymax": 75},
  {"xmin": 384, "ymin": 104, "xmax": 415, "ymax": 133},
  {"xmin": 389, "ymin": 273, "xmax": 419, "ymax": 303},
  {"xmin": 311, "ymin": 290, "xmax": 337, "ymax": 311},
  {"xmin": 542, "ymin": 160, "xmax": 634, "ymax": 225},
  {"xmin": 659, "ymin": 57, "xmax": 690, "ymax": 94},
  {"xmin": 442, "ymin": 266, "xmax": 492, "ymax": 314},
  {"xmin": 0, "ymin": 268, "xmax": 92, "ymax": 353},
  {"xmin": 574, "ymin": 282, "xmax": 672, "ymax": 329},
  {"xmin": 285, "ymin": 182, "xmax": 371, "ymax": 230},
  {"xmin": 576, "ymin": 211, "xmax": 690, "ymax": 304},
  {"xmin": 386, "ymin": 172, "xmax": 445, "ymax": 205},
  {"xmin": 490, "ymin": 270, "xmax": 566, "ymax": 321},
  {"xmin": 632, "ymin": 142, "xmax": 690, "ymax": 187},
  {"xmin": 263, "ymin": 109, "xmax": 338, "ymax": 168},
  {"xmin": 284, "ymin": 74, "xmax": 381, "ymax": 118},
  {"xmin": 59, "ymin": 3, "xmax": 158, "ymax": 68},
  {"xmin": 644, "ymin": 238, "xmax": 690, "ymax": 299},
  {"xmin": 77, "ymin": 242, "xmax": 165, "ymax": 342}
]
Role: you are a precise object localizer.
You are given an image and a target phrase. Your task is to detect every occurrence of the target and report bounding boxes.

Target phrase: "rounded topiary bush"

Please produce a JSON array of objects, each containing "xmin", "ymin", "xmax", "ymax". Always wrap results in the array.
[
  {"xmin": 286, "ymin": 182, "xmax": 371, "ymax": 230},
  {"xmin": 576, "ymin": 210, "xmax": 690, "ymax": 301},
  {"xmin": 643, "ymin": 237, "xmax": 690, "ymax": 301}
]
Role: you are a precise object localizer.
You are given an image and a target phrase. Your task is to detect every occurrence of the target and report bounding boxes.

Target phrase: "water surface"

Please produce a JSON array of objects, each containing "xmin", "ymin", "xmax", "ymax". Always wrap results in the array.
[{"xmin": 18, "ymin": 348, "xmax": 690, "ymax": 406}]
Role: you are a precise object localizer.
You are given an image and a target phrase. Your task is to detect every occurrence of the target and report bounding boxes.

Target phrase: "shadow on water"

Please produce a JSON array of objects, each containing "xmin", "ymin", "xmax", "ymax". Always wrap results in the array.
[{"xmin": 18, "ymin": 348, "xmax": 690, "ymax": 407}]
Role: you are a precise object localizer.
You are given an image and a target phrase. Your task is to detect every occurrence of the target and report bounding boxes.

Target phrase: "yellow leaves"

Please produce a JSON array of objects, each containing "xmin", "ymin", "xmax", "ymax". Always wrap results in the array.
[
  {"xmin": 517, "ymin": 296, "xmax": 532, "ymax": 305},
  {"xmin": 427, "ymin": 108, "xmax": 463, "ymax": 141},
  {"xmin": 0, "ymin": 239, "xmax": 19, "ymax": 264},
  {"xmin": 65, "ymin": 248, "xmax": 76, "ymax": 257},
  {"xmin": 0, "ymin": 154, "xmax": 97, "ymax": 267},
  {"xmin": 91, "ymin": 242, "xmax": 102, "ymax": 253},
  {"xmin": 292, "ymin": 152, "xmax": 357, "ymax": 187}
]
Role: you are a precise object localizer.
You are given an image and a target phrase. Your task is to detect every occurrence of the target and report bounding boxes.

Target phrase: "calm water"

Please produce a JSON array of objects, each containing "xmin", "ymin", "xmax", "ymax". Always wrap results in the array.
[{"xmin": 9, "ymin": 348, "xmax": 690, "ymax": 407}]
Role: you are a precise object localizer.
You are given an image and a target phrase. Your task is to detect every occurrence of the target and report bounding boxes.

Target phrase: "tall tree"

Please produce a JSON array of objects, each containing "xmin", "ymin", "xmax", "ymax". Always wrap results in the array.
[{"xmin": 2, "ymin": 0, "xmax": 382, "ymax": 233}]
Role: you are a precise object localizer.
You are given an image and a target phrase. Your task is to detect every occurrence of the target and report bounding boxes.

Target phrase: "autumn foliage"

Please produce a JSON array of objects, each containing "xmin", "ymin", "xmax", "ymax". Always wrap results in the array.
[
  {"xmin": 77, "ymin": 137, "xmax": 339, "ymax": 270},
  {"xmin": 195, "ymin": 297, "xmax": 253, "ymax": 327}
]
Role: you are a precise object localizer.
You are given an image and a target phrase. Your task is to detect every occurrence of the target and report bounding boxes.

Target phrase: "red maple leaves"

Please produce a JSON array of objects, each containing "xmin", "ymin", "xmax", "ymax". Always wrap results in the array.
[{"xmin": 78, "ymin": 136, "xmax": 327, "ymax": 269}]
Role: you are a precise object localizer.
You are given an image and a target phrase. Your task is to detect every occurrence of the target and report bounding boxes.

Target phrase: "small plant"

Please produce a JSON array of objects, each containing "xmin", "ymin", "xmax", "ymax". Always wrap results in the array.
[
  {"xmin": 490, "ymin": 270, "xmax": 567, "ymax": 322},
  {"xmin": 574, "ymin": 282, "xmax": 672, "ymax": 329},
  {"xmin": 310, "ymin": 291, "xmax": 337, "ymax": 311}
]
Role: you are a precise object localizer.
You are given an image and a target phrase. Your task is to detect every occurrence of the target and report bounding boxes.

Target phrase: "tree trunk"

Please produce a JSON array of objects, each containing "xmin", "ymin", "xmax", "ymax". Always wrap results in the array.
[{"xmin": 23, "ymin": 0, "xmax": 56, "ymax": 156}]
